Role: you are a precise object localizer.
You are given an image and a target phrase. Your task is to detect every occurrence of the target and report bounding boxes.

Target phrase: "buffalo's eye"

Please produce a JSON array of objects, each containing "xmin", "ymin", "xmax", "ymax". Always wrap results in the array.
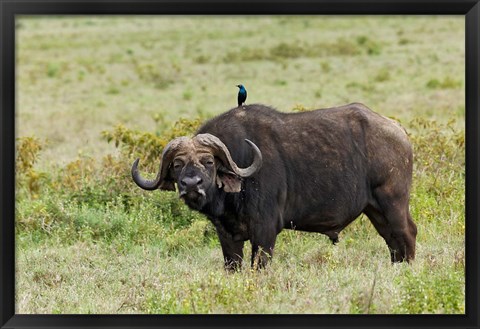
[
  {"xmin": 203, "ymin": 158, "xmax": 215, "ymax": 168},
  {"xmin": 173, "ymin": 160, "xmax": 184, "ymax": 170}
]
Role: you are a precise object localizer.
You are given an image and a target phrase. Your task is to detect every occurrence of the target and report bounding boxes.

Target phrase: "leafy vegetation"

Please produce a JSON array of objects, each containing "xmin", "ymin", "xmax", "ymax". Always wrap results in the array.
[{"xmin": 16, "ymin": 16, "xmax": 464, "ymax": 314}]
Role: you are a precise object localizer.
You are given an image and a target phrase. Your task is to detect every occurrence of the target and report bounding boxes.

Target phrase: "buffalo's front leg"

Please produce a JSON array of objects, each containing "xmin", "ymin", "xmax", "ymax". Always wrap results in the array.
[{"xmin": 215, "ymin": 226, "xmax": 245, "ymax": 271}]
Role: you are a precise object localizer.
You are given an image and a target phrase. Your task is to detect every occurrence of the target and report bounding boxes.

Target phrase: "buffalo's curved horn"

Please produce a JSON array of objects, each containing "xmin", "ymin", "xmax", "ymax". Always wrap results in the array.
[
  {"xmin": 195, "ymin": 133, "xmax": 262, "ymax": 177},
  {"xmin": 131, "ymin": 137, "xmax": 189, "ymax": 190}
]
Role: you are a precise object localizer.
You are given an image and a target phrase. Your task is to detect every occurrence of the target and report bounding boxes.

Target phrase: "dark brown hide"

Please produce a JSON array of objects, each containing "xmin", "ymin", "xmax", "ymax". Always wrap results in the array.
[{"xmin": 132, "ymin": 103, "xmax": 417, "ymax": 270}]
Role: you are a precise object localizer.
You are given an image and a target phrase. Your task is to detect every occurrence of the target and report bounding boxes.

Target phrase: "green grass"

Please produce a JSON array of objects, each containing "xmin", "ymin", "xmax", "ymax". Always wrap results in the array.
[{"xmin": 15, "ymin": 15, "xmax": 465, "ymax": 314}]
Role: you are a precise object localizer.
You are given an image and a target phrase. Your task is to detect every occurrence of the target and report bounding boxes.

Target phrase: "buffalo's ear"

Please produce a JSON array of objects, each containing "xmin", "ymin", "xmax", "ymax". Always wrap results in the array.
[
  {"xmin": 159, "ymin": 180, "xmax": 176, "ymax": 191},
  {"xmin": 216, "ymin": 168, "xmax": 242, "ymax": 193},
  {"xmin": 159, "ymin": 165, "xmax": 176, "ymax": 191}
]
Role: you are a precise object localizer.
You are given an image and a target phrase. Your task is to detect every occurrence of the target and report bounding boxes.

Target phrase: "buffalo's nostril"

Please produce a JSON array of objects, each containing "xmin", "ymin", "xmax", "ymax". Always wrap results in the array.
[{"xmin": 181, "ymin": 176, "xmax": 202, "ymax": 188}]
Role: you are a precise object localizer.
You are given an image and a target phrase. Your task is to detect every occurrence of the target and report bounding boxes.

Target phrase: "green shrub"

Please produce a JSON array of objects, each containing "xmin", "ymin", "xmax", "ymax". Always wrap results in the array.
[
  {"xmin": 406, "ymin": 117, "xmax": 464, "ymax": 235},
  {"xmin": 407, "ymin": 117, "xmax": 464, "ymax": 199},
  {"xmin": 102, "ymin": 117, "xmax": 201, "ymax": 173},
  {"xmin": 395, "ymin": 268, "xmax": 464, "ymax": 313},
  {"xmin": 320, "ymin": 61, "xmax": 331, "ymax": 73},
  {"xmin": 223, "ymin": 38, "xmax": 363, "ymax": 64},
  {"xmin": 426, "ymin": 77, "xmax": 462, "ymax": 89},
  {"xmin": 16, "ymin": 136, "xmax": 49, "ymax": 198},
  {"xmin": 15, "ymin": 116, "xmax": 205, "ymax": 242},
  {"xmin": 193, "ymin": 54, "xmax": 210, "ymax": 64},
  {"xmin": 365, "ymin": 40, "xmax": 382, "ymax": 55},
  {"xmin": 326, "ymin": 38, "xmax": 361, "ymax": 56},
  {"xmin": 131, "ymin": 60, "xmax": 181, "ymax": 90},
  {"xmin": 356, "ymin": 35, "xmax": 369, "ymax": 45},
  {"xmin": 46, "ymin": 63, "xmax": 59, "ymax": 78},
  {"xmin": 270, "ymin": 42, "xmax": 304, "ymax": 59},
  {"xmin": 373, "ymin": 68, "xmax": 391, "ymax": 82},
  {"xmin": 290, "ymin": 104, "xmax": 312, "ymax": 112},
  {"xmin": 165, "ymin": 220, "xmax": 212, "ymax": 252}
]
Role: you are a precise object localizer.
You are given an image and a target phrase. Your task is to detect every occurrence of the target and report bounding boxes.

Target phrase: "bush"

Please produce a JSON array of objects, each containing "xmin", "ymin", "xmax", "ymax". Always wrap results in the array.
[
  {"xmin": 165, "ymin": 220, "xmax": 212, "ymax": 252},
  {"xmin": 102, "ymin": 117, "xmax": 201, "ymax": 172},
  {"xmin": 15, "ymin": 117, "xmax": 208, "ymax": 246},
  {"xmin": 407, "ymin": 117, "xmax": 464, "ymax": 201},
  {"xmin": 394, "ymin": 268, "xmax": 464, "ymax": 313},
  {"xmin": 222, "ymin": 38, "xmax": 365, "ymax": 64},
  {"xmin": 16, "ymin": 136, "xmax": 49, "ymax": 198},
  {"xmin": 426, "ymin": 77, "xmax": 462, "ymax": 89},
  {"xmin": 131, "ymin": 59, "xmax": 181, "ymax": 90}
]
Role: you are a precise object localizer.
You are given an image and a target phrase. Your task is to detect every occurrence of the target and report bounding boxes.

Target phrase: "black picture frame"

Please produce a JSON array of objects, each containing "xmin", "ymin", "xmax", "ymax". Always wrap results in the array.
[{"xmin": 1, "ymin": 1, "xmax": 479, "ymax": 328}]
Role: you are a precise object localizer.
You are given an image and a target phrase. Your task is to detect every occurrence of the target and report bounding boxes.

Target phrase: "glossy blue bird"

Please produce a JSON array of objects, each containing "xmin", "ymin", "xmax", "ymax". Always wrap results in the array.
[{"xmin": 237, "ymin": 84, "xmax": 247, "ymax": 107}]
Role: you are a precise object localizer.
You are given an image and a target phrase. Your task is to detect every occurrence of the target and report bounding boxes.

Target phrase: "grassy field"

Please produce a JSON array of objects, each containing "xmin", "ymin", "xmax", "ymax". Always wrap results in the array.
[{"xmin": 15, "ymin": 16, "xmax": 465, "ymax": 314}]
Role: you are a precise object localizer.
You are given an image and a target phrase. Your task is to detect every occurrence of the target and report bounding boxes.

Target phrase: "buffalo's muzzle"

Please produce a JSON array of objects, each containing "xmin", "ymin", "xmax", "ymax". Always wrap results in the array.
[{"xmin": 180, "ymin": 176, "xmax": 203, "ymax": 190}]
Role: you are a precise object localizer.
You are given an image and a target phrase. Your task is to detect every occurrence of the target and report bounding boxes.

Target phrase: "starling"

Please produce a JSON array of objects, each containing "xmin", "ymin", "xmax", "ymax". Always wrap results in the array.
[{"xmin": 237, "ymin": 84, "xmax": 247, "ymax": 107}]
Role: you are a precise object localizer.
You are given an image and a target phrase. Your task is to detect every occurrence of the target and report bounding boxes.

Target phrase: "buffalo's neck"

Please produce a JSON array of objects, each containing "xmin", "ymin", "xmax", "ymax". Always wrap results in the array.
[
  {"xmin": 201, "ymin": 191, "xmax": 250, "ymax": 241},
  {"xmin": 200, "ymin": 188, "xmax": 225, "ymax": 217}
]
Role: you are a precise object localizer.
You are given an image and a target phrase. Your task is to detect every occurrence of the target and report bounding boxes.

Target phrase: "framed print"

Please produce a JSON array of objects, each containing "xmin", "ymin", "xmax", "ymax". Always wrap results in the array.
[{"xmin": 1, "ymin": 1, "xmax": 479, "ymax": 329}]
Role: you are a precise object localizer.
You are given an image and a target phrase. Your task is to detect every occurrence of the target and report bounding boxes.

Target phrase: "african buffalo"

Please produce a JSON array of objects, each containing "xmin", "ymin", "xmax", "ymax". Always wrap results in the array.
[{"xmin": 132, "ymin": 103, "xmax": 417, "ymax": 270}]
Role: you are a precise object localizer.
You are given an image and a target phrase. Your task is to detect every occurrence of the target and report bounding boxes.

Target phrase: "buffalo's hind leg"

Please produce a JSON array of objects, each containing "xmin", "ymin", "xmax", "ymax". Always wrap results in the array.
[
  {"xmin": 364, "ymin": 194, "xmax": 417, "ymax": 263},
  {"xmin": 250, "ymin": 229, "xmax": 277, "ymax": 270}
]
